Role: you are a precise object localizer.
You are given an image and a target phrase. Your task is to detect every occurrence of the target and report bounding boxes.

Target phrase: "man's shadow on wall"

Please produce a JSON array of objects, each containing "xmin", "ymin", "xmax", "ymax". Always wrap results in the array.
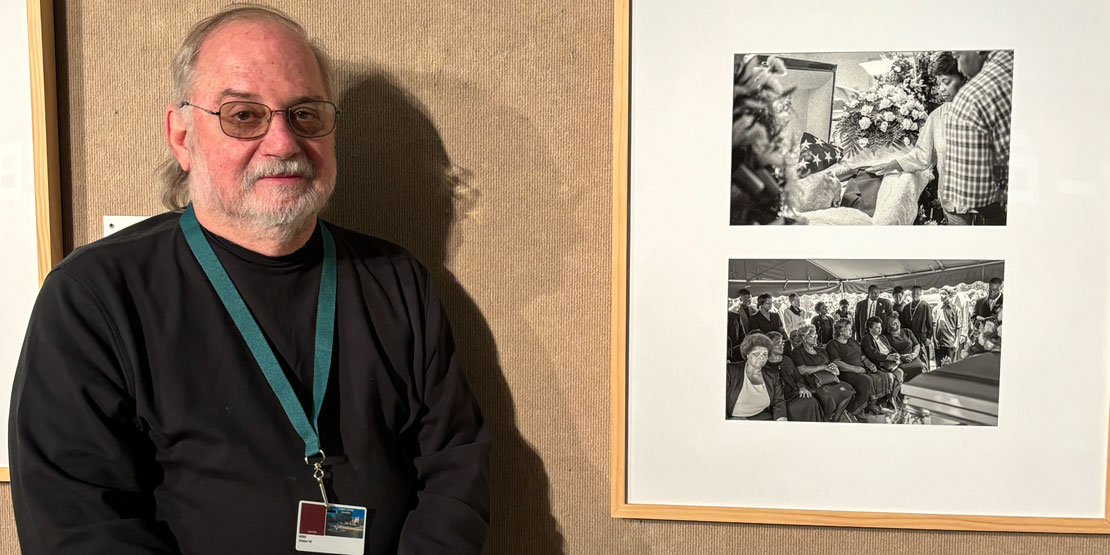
[{"xmin": 324, "ymin": 69, "xmax": 565, "ymax": 554}]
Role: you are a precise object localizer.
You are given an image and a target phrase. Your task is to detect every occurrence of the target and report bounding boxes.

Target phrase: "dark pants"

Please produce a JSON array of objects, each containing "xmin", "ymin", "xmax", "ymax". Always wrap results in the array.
[
  {"xmin": 946, "ymin": 202, "xmax": 1006, "ymax": 226},
  {"xmin": 836, "ymin": 372, "xmax": 873, "ymax": 415},
  {"xmin": 810, "ymin": 383, "xmax": 854, "ymax": 422},
  {"xmin": 936, "ymin": 345, "xmax": 955, "ymax": 366},
  {"xmin": 733, "ymin": 409, "xmax": 774, "ymax": 421},
  {"xmin": 899, "ymin": 359, "xmax": 926, "ymax": 382},
  {"xmin": 785, "ymin": 395, "xmax": 823, "ymax": 422}
]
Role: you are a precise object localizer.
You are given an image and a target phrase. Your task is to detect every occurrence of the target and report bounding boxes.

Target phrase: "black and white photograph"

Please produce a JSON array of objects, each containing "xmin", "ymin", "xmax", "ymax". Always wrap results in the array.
[
  {"xmin": 731, "ymin": 50, "xmax": 1013, "ymax": 226},
  {"xmin": 726, "ymin": 259, "xmax": 1003, "ymax": 425}
]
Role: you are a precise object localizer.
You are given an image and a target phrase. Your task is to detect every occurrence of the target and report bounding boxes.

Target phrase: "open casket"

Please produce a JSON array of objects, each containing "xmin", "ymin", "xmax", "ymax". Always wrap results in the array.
[{"xmin": 902, "ymin": 352, "xmax": 1000, "ymax": 425}]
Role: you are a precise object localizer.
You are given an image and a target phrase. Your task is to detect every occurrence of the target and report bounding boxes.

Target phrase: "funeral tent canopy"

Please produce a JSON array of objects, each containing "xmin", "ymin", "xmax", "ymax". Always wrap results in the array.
[{"xmin": 727, "ymin": 259, "xmax": 1005, "ymax": 297}]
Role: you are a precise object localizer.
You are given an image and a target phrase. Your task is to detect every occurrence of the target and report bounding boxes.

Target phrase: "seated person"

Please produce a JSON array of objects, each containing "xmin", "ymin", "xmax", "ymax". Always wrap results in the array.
[
  {"xmin": 859, "ymin": 317, "xmax": 905, "ymax": 409},
  {"xmin": 788, "ymin": 325, "xmax": 856, "ymax": 422},
  {"xmin": 788, "ymin": 328, "xmax": 804, "ymax": 350},
  {"xmin": 726, "ymin": 333, "xmax": 788, "ymax": 420},
  {"xmin": 825, "ymin": 319, "xmax": 891, "ymax": 417},
  {"xmin": 765, "ymin": 331, "xmax": 824, "ymax": 422},
  {"xmin": 884, "ymin": 314, "xmax": 928, "ymax": 382}
]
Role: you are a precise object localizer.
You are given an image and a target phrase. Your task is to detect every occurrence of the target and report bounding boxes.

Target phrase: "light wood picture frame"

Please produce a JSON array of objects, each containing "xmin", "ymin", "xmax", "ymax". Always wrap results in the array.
[
  {"xmin": 28, "ymin": 0, "xmax": 63, "ymax": 285},
  {"xmin": 4, "ymin": 0, "xmax": 65, "ymax": 483},
  {"xmin": 609, "ymin": 0, "xmax": 1110, "ymax": 533}
]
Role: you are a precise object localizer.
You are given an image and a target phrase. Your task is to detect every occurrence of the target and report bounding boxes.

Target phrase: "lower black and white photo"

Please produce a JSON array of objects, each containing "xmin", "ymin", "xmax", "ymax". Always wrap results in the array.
[{"xmin": 726, "ymin": 259, "xmax": 1003, "ymax": 425}]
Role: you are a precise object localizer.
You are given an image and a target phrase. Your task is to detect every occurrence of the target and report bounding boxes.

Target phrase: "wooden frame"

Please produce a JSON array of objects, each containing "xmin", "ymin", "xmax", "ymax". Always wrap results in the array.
[
  {"xmin": 608, "ymin": 0, "xmax": 1110, "ymax": 533},
  {"xmin": 5, "ymin": 0, "xmax": 65, "ymax": 483},
  {"xmin": 28, "ymin": 0, "xmax": 63, "ymax": 286}
]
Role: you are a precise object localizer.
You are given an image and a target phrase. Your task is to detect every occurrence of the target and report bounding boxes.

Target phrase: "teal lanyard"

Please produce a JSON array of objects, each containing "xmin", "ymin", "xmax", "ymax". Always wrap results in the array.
[{"xmin": 180, "ymin": 204, "xmax": 336, "ymax": 460}]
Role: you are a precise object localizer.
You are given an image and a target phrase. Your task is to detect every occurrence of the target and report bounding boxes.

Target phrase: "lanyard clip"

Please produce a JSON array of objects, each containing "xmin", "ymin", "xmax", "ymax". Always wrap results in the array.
[{"xmin": 305, "ymin": 451, "xmax": 329, "ymax": 505}]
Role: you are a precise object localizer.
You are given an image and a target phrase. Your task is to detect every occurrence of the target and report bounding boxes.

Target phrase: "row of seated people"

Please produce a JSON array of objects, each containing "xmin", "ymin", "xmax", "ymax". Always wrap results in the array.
[{"xmin": 726, "ymin": 317, "xmax": 927, "ymax": 422}]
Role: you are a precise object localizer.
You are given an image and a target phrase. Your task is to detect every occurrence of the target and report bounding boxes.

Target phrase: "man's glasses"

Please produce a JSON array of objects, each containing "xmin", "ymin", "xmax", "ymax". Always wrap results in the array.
[{"xmin": 181, "ymin": 100, "xmax": 340, "ymax": 140}]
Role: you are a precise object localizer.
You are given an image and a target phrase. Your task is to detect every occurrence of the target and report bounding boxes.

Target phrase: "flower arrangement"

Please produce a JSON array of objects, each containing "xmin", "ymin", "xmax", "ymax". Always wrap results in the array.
[
  {"xmin": 835, "ymin": 52, "xmax": 948, "ymax": 157},
  {"xmin": 730, "ymin": 55, "xmax": 800, "ymax": 225},
  {"xmin": 881, "ymin": 52, "xmax": 946, "ymax": 114}
]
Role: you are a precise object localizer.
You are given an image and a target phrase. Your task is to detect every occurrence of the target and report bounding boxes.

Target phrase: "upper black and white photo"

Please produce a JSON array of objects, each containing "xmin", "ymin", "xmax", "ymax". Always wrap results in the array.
[{"xmin": 731, "ymin": 50, "xmax": 1014, "ymax": 226}]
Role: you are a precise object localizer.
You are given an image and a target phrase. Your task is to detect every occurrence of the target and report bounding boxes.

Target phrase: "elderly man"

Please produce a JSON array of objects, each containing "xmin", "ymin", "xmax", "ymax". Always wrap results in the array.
[{"xmin": 9, "ymin": 6, "xmax": 490, "ymax": 555}]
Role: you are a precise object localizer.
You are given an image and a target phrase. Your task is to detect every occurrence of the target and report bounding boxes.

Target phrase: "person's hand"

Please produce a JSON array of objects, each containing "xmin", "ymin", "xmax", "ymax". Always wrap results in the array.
[
  {"xmin": 866, "ymin": 160, "xmax": 902, "ymax": 175},
  {"xmin": 886, "ymin": 354, "xmax": 900, "ymax": 362},
  {"xmin": 901, "ymin": 354, "xmax": 913, "ymax": 362},
  {"xmin": 799, "ymin": 387, "xmax": 813, "ymax": 398},
  {"xmin": 827, "ymin": 363, "xmax": 840, "ymax": 375}
]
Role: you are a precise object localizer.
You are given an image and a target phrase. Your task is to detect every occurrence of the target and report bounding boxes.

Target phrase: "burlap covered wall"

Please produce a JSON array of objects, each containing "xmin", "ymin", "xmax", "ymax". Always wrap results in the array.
[{"xmin": 3, "ymin": 0, "xmax": 1108, "ymax": 553}]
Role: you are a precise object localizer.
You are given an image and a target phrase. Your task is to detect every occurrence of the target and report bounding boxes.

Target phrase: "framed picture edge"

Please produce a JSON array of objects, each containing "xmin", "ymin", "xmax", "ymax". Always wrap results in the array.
[
  {"xmin": 607, "ymin": 0, "xmax": 1110, "ymax": 534},
  {"xmin": 8, "ymin": 0, "xmax": 65, "ymax": 483},
  {"xmin": 28, "ymin": 0, "xmax": 63, "ymax": 286}
]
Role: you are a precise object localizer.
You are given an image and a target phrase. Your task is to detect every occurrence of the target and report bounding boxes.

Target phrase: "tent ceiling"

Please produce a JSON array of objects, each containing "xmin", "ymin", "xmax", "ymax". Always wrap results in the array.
[{"xmin": 728, "ymin": 259, "xmax": 1004, "ymax": 296}]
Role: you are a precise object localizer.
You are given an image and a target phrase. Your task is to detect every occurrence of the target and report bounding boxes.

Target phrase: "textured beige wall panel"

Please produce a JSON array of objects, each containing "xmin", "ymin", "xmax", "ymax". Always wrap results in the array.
[{"xmin": 3, "ymin": 0, "xmax": 1107, "ymax": 554}]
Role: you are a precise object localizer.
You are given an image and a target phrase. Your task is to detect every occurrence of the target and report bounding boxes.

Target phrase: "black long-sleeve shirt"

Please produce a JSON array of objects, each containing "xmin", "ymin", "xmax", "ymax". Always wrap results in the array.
[{"xmin": 9, "ymin": 212, "xmax": 491, "ymax": 554}]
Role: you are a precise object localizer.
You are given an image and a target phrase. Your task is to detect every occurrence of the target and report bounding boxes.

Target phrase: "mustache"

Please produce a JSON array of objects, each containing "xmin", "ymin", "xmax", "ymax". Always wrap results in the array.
[{"xmin": 243, "ymin": 157, "xmax": 316, "ymax": 186}]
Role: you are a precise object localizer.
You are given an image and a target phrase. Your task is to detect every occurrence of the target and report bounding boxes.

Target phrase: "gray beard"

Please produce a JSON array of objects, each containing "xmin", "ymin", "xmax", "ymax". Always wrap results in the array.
[{"xmin": 188, "ymin": 148, "xmax": 335, "ymax": 244}]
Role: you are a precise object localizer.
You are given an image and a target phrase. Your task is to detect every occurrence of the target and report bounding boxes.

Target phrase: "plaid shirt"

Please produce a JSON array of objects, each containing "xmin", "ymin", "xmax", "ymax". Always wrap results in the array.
[{"xmin": 942, "ymin": 51, "xmax": 1014, "ymax": 212}]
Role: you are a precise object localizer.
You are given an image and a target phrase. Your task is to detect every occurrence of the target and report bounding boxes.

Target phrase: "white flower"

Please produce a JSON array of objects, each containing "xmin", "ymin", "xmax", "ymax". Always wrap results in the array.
[
  {"xmin": 879, "ymin": 98, "xmax": 893, "ymax": 109},
  {"xmin": 858, "ymin": 137, "xmax": 870, "ymax": 147},
  {"xmin": 861, "ymin": 105, "xmax": 873, "ymax": 116},
  {"xmin": 892, "ymin": 64, "xmax": 902, "ymax": 72},
  {"xmin": 898, "ymin": 106, "xmax": 910, "ymax": 116},
  {"xmin": 882, "ymin": 111, "xmax": 896, "ymax": 122},
  {"xmin": 866, "ymin": 91, "xmax": 878, "ymax": 102},
  {"xmin": 900, "ymin": 118, "xmax": 914, "ymax": 130},
  {"xmin": 880, "ymin": 121, "xmax": 889, "ymax": 132},
  {"xmin": 859, "ymin": 117, "xmax": 872, "ymax": 130},
  {"xmin": 849, "ymin": 100, "xmax": 859, "ymax": 109}
]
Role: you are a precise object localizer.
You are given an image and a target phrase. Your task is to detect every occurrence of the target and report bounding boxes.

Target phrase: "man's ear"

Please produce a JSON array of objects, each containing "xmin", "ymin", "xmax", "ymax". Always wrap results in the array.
[{"xmin": 165, "ymin": 104, "xmax": 191, "ymax": 173}]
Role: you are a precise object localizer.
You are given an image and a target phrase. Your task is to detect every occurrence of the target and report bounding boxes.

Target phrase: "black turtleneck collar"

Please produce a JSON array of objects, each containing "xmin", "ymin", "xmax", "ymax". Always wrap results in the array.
[{"xmin": 200, "ymin": 221, "xmax": 324, "ymax": 269}]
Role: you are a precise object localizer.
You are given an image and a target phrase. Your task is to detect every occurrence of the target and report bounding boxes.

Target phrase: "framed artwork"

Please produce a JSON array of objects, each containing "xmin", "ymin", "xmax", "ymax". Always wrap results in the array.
[
  {"xmin": 610, "ymin": 0, "xmax": 1110, "ymax": 532},
  {"xmin": 1, "ymin": 0, "xmax": 64, "ymax": 482}
]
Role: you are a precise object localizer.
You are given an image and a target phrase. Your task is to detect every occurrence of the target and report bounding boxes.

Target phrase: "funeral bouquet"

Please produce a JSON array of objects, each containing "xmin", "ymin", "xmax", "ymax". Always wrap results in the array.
[
  {"xmin": 730, "ymin": 55, "xmax": 800, "ymax": 225},
  {"xmin": 835, "ymin": 52, "xmax": 947, "ymax": 157}
]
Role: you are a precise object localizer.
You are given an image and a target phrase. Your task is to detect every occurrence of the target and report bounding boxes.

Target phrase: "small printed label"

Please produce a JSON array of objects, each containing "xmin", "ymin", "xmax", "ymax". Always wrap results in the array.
[{"xmin": 295, "ymin": 500, "xmax": 368, "ymax": 554}]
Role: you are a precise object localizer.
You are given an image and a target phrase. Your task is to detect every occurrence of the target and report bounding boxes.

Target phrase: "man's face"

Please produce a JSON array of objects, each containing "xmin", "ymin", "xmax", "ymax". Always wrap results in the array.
[
  {"xmin": 868, "ymin": 288, "xmax": 879, "ymax": 301},
  {"xmin": 817, "ymin": 304, "xmax": 827, "ymax": 315},
  {"xmin": 893, "ymin": 291, "xmax": 903, "ymax": 304},
  {"xmin": 956, "ymin": 51, "xmax": 985, "ymax": 79},
  {"xmin": 911, "ymin": 288, "xmax": 922, "ymax": 302},
  {"xmin": 988, "ymin": 282, "xmax": 1001, "ymax": 299},
  {"xmin": 740, "ymin": 293, "xmax": 751, "ymax": 306},
  {"xmin": 940, "ymin": 290, "xmax": 950, "ymax": 304},
  {"xmin": 790, "ymin": 296, "xmax": 799, "ymax": 308},
  {"xmin": 175, "ymin": 20, "xmax": 337, "ymax": 230}
]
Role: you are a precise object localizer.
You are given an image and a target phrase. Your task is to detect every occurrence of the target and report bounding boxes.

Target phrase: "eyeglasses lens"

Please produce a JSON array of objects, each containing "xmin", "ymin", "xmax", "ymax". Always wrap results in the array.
[{"xmin": 218, "ymin": 101, "xmax": 336, "ymax": 139}]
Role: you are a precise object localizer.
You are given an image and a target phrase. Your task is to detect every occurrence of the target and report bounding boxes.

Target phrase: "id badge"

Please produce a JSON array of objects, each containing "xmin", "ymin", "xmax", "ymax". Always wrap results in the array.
[{"xmin": 295, "ymin": 500, "xmax": 368, "ymax": 554}]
